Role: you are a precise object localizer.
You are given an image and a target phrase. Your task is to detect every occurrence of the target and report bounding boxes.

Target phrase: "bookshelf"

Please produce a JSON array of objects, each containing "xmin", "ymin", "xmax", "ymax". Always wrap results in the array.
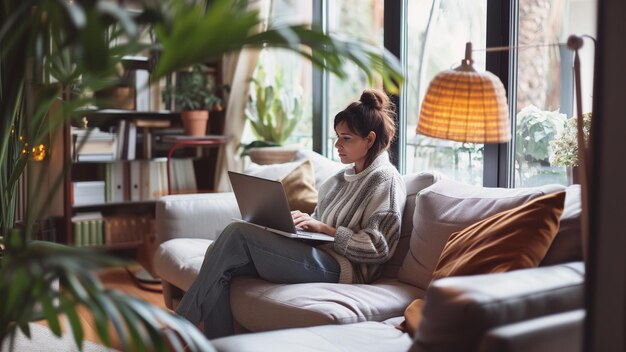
[{"xmin": 60, "ymin": 57, "xmax": 225, "ymax": 250}]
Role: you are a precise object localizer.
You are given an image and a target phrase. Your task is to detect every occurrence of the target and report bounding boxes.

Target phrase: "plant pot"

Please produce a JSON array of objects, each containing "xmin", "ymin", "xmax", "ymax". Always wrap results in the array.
[
  {"xmin": 181, "ymin": 110, "xmax": 209, "ymax": 136},
  {"xmin": 248, "ymin": 146, "xmax": 298, "ymax": 165}
]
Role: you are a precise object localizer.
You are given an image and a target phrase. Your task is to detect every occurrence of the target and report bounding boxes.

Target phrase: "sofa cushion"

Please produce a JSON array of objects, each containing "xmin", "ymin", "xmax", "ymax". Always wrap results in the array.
[
  {"xmin": 382, "ymin": 171, "xmax": 445, "ymax": 278},
  {"xmin": 230, "ymin": 276, "xmax": 424, "ymax": 332},
  {"xmin": 280, "ymin": 160, "xmax": 318, "ymax": 213},
  {"xmin": 541, "ymin": 185, "xmax": 582, "ymax": 265},
  {"xmin": 479, "ymin": 310, "xmax": 584, "ymax": 352},
  {"xmin": 156, "ymin": 192, "xmax": 240, "ymax": 243},
  {"xmin": 432, "ymin": 191, "xmax": 566, "ymax": 279},
  {"xmin": 397, "ymin": 179, "xmax": 565, "ymax": 290},
  {"xmin": 212, "ymin": 321, "xmax": 412, "ymax": 352},
  {"xmin": 411, "ymin": 262, "xmax": 584, "ymax": 352},
  {"xmin": 154, "ymin": 238, "xmax": 213, "ymax": 292}
]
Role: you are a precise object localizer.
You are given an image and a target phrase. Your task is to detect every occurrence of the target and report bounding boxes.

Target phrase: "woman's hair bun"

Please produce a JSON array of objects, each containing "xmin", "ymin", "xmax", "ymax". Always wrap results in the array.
[{"xmin": 359, "ymin": 89, "xmax": 386, "ymax": 111}]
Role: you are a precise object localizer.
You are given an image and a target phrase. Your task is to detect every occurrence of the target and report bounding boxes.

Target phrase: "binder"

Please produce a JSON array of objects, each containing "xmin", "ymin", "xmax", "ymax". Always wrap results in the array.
[
  {"xmin": 108, "ymin": 162, "xmax": 126, "ymax": 202},
  {"xmin": 129, "ymin": 160, "xmax": 142, "ymax": 201}
]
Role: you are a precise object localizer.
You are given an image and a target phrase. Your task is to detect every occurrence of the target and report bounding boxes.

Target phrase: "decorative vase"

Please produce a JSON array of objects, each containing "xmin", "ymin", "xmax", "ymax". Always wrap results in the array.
[
  {"xmin": 248, "ymin": 146, "xmax": 299, "ymax": 165},
  {"xmin": 180, "ymin": 110, "xmax": 209, "ymax": 136}
]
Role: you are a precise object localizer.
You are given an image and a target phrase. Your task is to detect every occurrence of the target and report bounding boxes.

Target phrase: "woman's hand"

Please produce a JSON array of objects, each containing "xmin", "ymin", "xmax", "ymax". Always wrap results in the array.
[{"xmin": 291, "ymin": 211, "xmax": 336, "ymax": 236}]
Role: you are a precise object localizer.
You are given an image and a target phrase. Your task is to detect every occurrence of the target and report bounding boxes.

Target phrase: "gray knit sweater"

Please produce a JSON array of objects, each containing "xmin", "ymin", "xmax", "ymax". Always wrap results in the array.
[{"xmin": 313, "ymin": 152, "xmax": 406, "ymax": 284}]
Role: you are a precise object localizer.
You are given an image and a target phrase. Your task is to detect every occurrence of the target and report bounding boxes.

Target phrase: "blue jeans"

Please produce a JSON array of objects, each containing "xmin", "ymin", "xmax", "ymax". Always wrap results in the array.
[{"xmin": 175, "ymin": 222, "xmax": 340, "ymax": 338}]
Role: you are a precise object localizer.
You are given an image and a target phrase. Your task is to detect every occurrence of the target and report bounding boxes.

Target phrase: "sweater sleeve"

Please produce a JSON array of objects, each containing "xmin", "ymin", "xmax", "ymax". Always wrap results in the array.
[{"xmin": 332, "ymin": 175, "xmax": 405, "ymax": 264}]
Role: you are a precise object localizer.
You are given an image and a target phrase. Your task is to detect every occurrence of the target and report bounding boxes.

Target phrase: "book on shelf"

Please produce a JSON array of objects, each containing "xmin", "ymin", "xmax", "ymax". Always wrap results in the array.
[
  {"xmin": 105, "ymin": 163, "xmax": 127, "ymax": 202},
  {"xmin": 71, "ymin": 127, "xmax": 117, "ymax": 161},
  {"xmin": 115, "ymin": 120, "xmax": 127, "ymax": 159},
  {"xmin": 170, "ymin": 158, "xmax": 198, "ymax": 194},
  {"xmin": 71, "ymin": 212, "xmax": 104, "ymax": 247},
  {"xmin": 72, "ymin": 181, "xmax": 106, "ymax": 206},
  {"xmin": 104, "ymin": 214, "xmax": 153, "ymax": 245}
]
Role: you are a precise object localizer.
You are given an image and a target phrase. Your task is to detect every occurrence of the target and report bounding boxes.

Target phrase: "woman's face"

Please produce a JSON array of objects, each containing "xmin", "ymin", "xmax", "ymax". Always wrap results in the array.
[{"xmin": 334, "ymin": 121, "xmax": 373, "ymax": 173}]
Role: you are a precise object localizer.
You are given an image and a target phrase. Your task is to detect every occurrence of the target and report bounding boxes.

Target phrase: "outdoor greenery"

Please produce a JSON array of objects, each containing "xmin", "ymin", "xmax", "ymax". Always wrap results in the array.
[
  {"xmin": 515, "ymin": 105, "xmax": 567, "ymax": 183},
  {"xmin": 0, "ymin": 0, "xmax": 402, "ymax": 350},
  {"xmin": 550, "ymin": 113, "xmax": 592, "ymax": 167}
]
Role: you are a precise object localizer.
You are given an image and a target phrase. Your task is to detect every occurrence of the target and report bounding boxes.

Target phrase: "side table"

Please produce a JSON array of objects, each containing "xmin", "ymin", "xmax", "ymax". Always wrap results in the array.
[{"xmin": 161, "ymin": 135, "xmax": 228, "ymax": 195}]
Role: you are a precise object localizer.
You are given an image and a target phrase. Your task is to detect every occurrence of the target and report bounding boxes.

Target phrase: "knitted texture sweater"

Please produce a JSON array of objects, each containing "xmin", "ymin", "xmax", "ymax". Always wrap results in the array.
[{"xmin": 313, "ymin": 152, "xmax": 406, "ymax": 284}]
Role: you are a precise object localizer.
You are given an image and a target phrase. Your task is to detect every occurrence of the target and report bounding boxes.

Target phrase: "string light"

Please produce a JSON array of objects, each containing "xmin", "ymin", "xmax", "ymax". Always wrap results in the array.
[{"xmin": 32, "ymin": 144, "xmax": 47, "ymax": 161}]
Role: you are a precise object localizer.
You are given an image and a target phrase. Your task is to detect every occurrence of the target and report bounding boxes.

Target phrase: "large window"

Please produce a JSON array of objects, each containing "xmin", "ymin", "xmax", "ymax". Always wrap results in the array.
[
  {"xmin": 513, "ymin": 0, "xmax": 596, "ymax": 187},
  {"xmin": 240, "ymin": 0, "xmax": 313, "ymax": 149},
  {"xmin": 308, "ymin": 0, "xmax": 596, "ymax": 188},
  {"xmin": 405, "ymin": 0, "xmax": 487, "ymax": 185},
  {"xmin": 326, "ymin": 0, "xmax": 385, "ymax": 160}
]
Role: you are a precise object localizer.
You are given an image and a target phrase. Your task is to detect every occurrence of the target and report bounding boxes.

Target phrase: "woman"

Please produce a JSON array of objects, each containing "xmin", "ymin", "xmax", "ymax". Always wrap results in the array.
[{"xmin": 176, "ymin": 89, "xmax": 406, "ymax": 338}]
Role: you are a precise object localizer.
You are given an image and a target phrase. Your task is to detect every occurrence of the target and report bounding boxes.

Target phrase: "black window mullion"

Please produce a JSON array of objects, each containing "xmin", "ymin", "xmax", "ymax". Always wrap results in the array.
[
  {"xmin": 384, "ymin": 0, "xmax": 407, "ymax": 172},
  {"xmin": 312, "ymin": 0, "xmax": 328, "ymax": 156},
  {"xmin": 484, "ymin": 0, "xmax": 518, "ymax": 187}
]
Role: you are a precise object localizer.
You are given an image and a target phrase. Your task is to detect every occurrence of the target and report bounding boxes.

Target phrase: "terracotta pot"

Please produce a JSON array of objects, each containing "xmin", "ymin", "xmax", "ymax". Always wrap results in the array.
[{"xmin": 181, "ymin": 110, "xmax": 209, "ymax": 136}]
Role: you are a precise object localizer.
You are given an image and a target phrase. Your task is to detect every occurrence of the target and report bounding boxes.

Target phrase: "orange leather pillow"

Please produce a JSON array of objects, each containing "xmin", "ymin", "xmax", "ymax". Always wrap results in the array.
[
  {"xmin": 399, "ymin": 190, "xmax": 565, "ymax": 336},
  {"xmin": 280, "ymin": 160, "xmax": 318, "ymax": 214},
  {"xmin": 432, "ymin": 190, "xmax": 566, "ymax": 280}
]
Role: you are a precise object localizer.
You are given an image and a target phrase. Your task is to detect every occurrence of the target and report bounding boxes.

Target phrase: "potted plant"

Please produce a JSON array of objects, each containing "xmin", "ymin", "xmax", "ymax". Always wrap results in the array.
[
  {"xmin": 550, "ymin": 112, "xmax": 592, "ymax": 184},
  {"xmin": 241, "ymin": 64, "xmax": 304, "ymax": 164},
  {"xmin": 162, "ymin": 64, "xmax": 223, "ymax": 136}
]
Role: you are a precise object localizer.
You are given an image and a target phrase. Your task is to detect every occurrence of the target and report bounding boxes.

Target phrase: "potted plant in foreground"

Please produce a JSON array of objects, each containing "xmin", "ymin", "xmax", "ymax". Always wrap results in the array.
[{"xmin": 162, "ymin": 64, "xmax": 223, "ymax": 136}]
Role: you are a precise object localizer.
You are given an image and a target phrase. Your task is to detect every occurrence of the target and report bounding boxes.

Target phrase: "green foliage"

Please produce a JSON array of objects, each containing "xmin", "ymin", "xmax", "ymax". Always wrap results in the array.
[
  {"xmin": 515, "ymin": 105, "xmax": 567, "ymax": 164},
  {"xmin": 0, "ymin": 239, "xmax": 213, "ymax": 351},
  {"xmin": 550, "ymin": 113, "xmax": 592, "ymax": 167},
  {"xmin": 244, "ymin": 64, "xmax": 303, "ymax": 146},
  {"xmin": 162, "ymin": 64, "xmax": 222, "ymax": 111}
]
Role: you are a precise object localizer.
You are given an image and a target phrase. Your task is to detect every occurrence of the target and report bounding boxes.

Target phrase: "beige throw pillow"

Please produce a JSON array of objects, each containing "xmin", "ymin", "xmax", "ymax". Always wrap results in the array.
[{"xmin": 280, "ymin": 160, "xmax": 318, "ymax": 214}]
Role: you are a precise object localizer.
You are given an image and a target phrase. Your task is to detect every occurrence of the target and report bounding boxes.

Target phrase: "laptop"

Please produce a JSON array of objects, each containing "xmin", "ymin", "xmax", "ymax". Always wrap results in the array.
[{"xmin": 228, "ymin": 171, "xmax": 335, "ymax": 242}]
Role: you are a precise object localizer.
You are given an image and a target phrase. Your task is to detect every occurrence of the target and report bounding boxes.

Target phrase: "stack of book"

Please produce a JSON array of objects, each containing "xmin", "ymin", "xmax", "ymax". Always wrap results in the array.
[{"xmin": 71, "ymin": 127, "xmax": 117, "ymax": 161}]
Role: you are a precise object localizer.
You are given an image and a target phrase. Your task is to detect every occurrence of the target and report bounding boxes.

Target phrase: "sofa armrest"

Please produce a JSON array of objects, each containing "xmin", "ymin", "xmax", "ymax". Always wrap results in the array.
[
  {"xmin": 479, "ymin": 310, "xmax": 584, "ymax": 352},
  {"xmin": 410, "ymin": 262, "xmax": 585, "ymax": 352},
  {"xmin": 155, "ymin": 192, "xmax": 240, "ymax": 244}
]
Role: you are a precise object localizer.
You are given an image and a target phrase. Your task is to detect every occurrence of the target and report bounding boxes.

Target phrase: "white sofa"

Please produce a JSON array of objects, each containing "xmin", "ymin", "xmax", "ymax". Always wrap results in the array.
[{"xmin": 153, "ymin": 152, "xmax": 584, "ymax": 350}]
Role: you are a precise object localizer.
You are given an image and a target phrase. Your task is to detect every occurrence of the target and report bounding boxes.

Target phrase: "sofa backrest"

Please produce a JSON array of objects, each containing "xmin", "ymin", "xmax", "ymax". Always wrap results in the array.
[
  {"xmin": 396, "ymin": 179, "xmax": 566, "ymax": 290},
  {"xmin": 381, "ymin": 171, "xmax": 446, "ymax": 279}
]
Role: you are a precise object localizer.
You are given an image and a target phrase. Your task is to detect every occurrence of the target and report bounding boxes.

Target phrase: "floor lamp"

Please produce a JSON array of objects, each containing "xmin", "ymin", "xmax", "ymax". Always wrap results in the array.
[{"xmin": 417, "ymin": 36, "xmax": 590, "ymax": 260}]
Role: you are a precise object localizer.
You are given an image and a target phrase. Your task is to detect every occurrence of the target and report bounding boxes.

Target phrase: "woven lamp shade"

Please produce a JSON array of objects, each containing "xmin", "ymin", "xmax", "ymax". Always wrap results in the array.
[{"xmin": 417, "ymin": 43, "xmax": 511, "ymax": 143}]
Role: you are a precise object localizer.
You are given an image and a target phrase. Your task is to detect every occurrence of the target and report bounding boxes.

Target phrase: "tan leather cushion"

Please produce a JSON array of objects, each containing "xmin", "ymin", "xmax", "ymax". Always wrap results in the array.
[
  {"xmin": 432, "ymin": 191, "xmax": 566, "ymax": 279},
  {"xmin": 397, "ymin": 179, "xmax": 565, "ymax": 290},
  {"xmin": 280, "ymin": 160, "xmax": 318, "ymax": 214},
  {"xmin": 411, "ymin": 262, "xmax": 584, "ymax": 352}
]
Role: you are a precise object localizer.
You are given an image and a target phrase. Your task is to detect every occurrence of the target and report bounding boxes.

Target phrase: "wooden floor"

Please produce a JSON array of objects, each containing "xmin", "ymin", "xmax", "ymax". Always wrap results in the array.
[{"xmin": 36, "ymin": 265, "xmax": 180, "ymax": 350}]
